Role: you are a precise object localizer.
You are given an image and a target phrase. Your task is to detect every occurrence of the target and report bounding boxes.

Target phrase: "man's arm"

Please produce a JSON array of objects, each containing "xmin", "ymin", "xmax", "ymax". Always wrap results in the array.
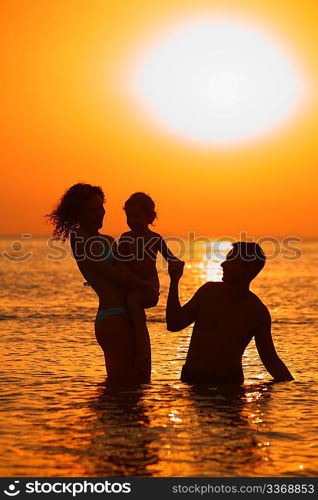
[
  {"xmin": 254, "ymin": 308, "xmax": 294, "ymax": 381},
  {"xmin": 166, "ymin": 263, "xmax": 200, "ymax": 332}
]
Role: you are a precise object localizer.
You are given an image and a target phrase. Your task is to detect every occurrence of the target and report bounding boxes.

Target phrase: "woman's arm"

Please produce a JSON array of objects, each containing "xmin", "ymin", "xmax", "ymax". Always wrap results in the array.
[{"xmin": 72, "ymin": 234, "xmax": 150, "ymax": 291}]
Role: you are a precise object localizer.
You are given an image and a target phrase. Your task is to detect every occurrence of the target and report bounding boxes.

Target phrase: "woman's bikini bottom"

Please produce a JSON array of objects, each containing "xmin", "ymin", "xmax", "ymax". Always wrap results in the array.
[{"xmin": 95, "ymin": 307, "xmax": 128, "ymax": 325}]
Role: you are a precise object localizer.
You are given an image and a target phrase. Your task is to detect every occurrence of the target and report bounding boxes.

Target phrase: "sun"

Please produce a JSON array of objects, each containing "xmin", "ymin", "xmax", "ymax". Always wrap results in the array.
[{"xmin": 131, "ymin": 18, "xmax": 305, "ymax": 146}]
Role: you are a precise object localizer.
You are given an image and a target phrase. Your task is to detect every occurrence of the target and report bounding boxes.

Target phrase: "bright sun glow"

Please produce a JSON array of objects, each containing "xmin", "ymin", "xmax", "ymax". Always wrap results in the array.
[{"xmin": 132, "ymin": 18, "xmax": 304, "ymax": 145}]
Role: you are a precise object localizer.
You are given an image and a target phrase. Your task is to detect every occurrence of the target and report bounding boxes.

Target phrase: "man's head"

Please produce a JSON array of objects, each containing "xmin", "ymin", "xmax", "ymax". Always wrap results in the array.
[{"xmin": 221, "ymin": 242, "xmax": 266, "ymax": 285}]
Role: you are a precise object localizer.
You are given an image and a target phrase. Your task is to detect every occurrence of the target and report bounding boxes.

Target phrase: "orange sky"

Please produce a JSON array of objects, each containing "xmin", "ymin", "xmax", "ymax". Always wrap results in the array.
[{"xmin": 1, "ymin": 0, "xmax": 317, "ymax": 238}]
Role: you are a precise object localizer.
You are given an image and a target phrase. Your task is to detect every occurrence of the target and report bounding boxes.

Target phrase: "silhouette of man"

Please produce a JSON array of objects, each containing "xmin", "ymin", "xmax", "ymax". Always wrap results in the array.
[{"xmin": 166, "ymin": 242, "xmax": 293, "ymax": 383}]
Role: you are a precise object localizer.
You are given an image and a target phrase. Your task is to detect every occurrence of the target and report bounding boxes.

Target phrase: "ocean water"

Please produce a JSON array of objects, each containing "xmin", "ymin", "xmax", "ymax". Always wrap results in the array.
[{"xmin": 0, "ymin": 236, "xmax": 317, "ymax": 477}]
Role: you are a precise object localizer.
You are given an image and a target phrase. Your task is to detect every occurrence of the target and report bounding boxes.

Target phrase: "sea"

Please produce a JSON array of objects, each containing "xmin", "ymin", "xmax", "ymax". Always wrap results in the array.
[{"xmin": 0, "ymin": 236, "xmax": 317, "ymax": 477}]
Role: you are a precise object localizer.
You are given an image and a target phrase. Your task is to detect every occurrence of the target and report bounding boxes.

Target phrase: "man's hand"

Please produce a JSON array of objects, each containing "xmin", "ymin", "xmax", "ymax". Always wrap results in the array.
[{"xmin": 168, "ymin": 260, "xmax": 185, "ymax": 281}]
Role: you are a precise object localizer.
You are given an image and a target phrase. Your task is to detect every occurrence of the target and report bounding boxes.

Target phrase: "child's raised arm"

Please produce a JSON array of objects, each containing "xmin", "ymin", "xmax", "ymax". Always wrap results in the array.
[{"xmin": 159, "ymin": 236, "xmax": 181, "ymax": 263}]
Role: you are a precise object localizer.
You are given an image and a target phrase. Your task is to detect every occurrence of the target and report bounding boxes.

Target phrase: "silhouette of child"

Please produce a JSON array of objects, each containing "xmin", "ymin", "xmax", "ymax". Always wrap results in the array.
[{"xmin": 118, "ymin": 192, "xmax": 183, "ymax": 368}]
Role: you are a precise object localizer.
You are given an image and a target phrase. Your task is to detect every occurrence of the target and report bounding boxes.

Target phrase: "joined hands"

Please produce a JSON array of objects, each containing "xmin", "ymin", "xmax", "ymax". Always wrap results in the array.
[{"xmin": 168, "ymin": 260, "xmax": 185, "ymax": 281}]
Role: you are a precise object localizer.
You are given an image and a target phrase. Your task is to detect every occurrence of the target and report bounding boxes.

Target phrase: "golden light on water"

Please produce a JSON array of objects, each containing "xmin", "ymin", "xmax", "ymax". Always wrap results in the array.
[
  {"xmin": 169, "ymin": 411, "xmax": 183, "ymax": 424},
  {"xmin": 196, "ymin": 239, "xmax": 233, "ymax": 281},
  {"xmin": 200, "ymin": 260, "xmax": 221, "ymax": 281},
  {"xmin": 131, "ymin": 16, "xmax": 306, "ymax": 146}
]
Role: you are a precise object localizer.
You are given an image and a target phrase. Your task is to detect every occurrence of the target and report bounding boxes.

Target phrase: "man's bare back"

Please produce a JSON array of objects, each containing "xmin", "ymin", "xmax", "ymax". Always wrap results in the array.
[
  {"xmin": 182, "ymin": 282, "xmax": 268, "ymax": 382},
  {"xmin": 166, "ymin": 242, "xmax": 293, "ymax": 384}
]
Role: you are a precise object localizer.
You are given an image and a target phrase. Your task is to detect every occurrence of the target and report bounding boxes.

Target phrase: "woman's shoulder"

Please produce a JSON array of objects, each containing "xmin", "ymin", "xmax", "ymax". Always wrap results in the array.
[{"xmin": 71, "ymin": 231, "xmax": 116, "ymax": 259}]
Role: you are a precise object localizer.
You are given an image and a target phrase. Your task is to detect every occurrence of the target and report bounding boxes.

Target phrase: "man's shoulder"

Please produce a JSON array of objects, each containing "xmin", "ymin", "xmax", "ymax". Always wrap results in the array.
[
  {"xmin": 200, "ymin": 281, "xmax": 223, "ymax": 289},
  {"xmin": 249, "ymin": 292, "xmax": 271, "ymax": 320},
  {"xmin": 249, "ymin": 290, "xmax": 267, "ymax": 307},
  {"xmin": 197, "ymin": 281, "xmax": 223, "ymax": 296}
]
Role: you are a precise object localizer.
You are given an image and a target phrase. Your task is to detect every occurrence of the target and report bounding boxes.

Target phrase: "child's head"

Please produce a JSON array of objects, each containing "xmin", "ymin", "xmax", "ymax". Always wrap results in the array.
[{"xmin": 124, "ymin": 192, "xmax": 157, "ymax": 232}]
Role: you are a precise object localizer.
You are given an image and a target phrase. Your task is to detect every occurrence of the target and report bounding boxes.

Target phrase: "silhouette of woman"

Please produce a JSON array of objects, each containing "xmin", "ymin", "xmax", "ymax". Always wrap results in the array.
[{"xmin": 47, "ymin": 183, "xmax": 152, "ymax": 384}]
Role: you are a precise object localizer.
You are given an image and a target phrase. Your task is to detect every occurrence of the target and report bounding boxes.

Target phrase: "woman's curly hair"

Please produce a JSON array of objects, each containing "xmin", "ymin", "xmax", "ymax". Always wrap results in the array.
[{"xmin": 46, "ymin": 183, "xmax": 105, "ymax": 240}]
